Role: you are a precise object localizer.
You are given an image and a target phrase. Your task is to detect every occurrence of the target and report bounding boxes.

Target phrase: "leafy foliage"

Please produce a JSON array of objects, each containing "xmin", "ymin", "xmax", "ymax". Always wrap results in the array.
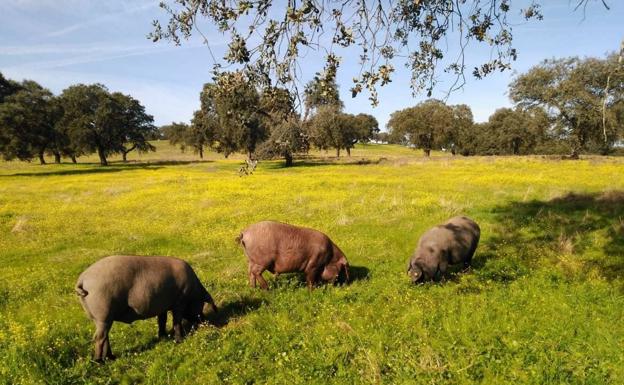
[
  {"xmin": 257, "ymin": 87, "xmax": 309, "ymax": 166},
  {"xmin": 150, "ymin": 0, "xmax": 554, "ymax": 104},
  {"xmin": 509, "ymin": 54, "xmax": 624, "ymax": 156},
  {"xmin": 307, "ymin": 106, "xmax": 374, "ymax": 157},
  {"xmin": 112, "ymin": 92, "xmax": 157, "ymax": 162},
  {"xmin": 0, "ymin": 80, "xmax": 62, "ymax": 164},
  {"xmin": 303, "ymin": 77, "xmax": 343, "ymax": 120},
  {"xmin": 197, "ymin": 72, "xmax": 268, "ymax": 159},
  {"xmin": 0, "ymin": 72, "xmax": 22, "ymax": 104},
  {"xmin": 388, "ymin": 99, "xmax": 461, "ymax": 156},
  {"xmin": 59, "ymin": 84, "xmax": 156, "ymax": 165}
]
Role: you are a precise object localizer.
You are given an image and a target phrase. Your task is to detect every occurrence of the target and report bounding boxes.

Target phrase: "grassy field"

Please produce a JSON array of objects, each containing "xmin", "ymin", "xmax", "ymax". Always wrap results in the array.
[{"xmin": 1, "ymin": 142, "xmax": 623, "ymax": 384}]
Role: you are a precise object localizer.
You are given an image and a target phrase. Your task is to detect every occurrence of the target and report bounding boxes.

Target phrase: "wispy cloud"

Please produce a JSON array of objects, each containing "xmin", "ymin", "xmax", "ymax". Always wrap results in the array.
[
  {"xmin": 45, "ymin": 2, "xmax": 158, "ymax": 38},
  {"xmin": 1, "ymin": 43, "xmax": 211, "ymax": 71},
  {"xmin": 0, "ymin": 43, "xmax": 147, "ymax": 56}
]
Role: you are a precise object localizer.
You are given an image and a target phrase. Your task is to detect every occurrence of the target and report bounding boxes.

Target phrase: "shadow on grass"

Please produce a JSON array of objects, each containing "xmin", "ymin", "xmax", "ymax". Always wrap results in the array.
[
  {"xmin": 123, "ymin": 336, "xmax": 162, "ymax": 357},
  {"xmin": 208, "ymin": 296, "xmax": 265, "ymax": 327},
  {"xmin": 0, "ymin": 160, "xmax": 212, "ymax": 177},
  {"xmin": 267, "ymin": 264, "xmax": 370, "ymax": 289},
  {"xmin": 480, "ymin": 190, "xmax": 624, "ymax": 282},
  {"xmin": 264, "ymin": 156, "xmax": 389, "ymax": 170},
  {"xmin": 347, "ymin": 265, "xmax": 370, "ymax": 282},
  {"xmin": 120, "ymin": 297, "xmax": 264, "ymax": 356}
]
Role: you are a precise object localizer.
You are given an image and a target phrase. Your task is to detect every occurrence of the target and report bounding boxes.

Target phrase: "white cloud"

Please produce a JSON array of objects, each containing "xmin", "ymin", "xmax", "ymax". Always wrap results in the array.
[
  {"xmin": 0, "ymin": 43, "xmax": 148, "ymax": 56},
  {"xmin": 0, "ymin": 41, "xmax": 216, "ymax": 71},
  {"xmin": 45, "ymin": 2, "xmax": 158, "ymax": 38}
]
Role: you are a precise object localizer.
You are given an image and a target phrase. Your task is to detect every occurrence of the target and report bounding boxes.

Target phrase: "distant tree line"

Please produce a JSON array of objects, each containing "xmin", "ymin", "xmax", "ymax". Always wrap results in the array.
[
  {"xmin": 162, "ymin": 71, "xmax": 379, "ymax": 166},
  {"xmin": 387, "ymin": 52, "xmax": 624, "ymax": 157},
  {"xmin": 3, "ymin": 50, "xmax": 621, "ymax": 167},
  {"xmin": 0, "ymin": 74, "xmax": 156, "ymax": 165}
]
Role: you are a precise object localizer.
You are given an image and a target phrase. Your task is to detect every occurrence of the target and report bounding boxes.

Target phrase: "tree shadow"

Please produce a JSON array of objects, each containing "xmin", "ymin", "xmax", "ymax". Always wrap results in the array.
[
  {"xmin": 265, "ymin": 157, "xmax": 389, "ymax": 169},
  {"xmin": 481, "ymin": 190, "xmax": 624, "ymax": 282},
  {"xmin": 0, "ymin": 160, "xmax": 212, "ymax": 177},
  {"xmin": 208, "ymin": 296, "xmax": 265, "ymax": 327}
]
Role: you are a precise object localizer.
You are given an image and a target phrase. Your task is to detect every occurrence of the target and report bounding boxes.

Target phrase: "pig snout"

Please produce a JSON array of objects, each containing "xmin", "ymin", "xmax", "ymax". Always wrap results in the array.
[{"xmin": 408, "ymin": 264, "xmax": 424, "ymax": 284}]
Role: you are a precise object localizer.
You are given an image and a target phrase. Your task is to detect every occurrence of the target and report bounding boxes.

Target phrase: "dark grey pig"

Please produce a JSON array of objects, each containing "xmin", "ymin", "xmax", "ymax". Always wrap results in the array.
[
  {"xmin": 237, "ymin": 221, "xmax": 350, "ymax": 290},
  {"xmin": 75, "ymin": 255, "xmax": 218, "ymax": 361},
  {"xmin": 407, "ymin": 216, "xmax": 480, "ymax": 283}
]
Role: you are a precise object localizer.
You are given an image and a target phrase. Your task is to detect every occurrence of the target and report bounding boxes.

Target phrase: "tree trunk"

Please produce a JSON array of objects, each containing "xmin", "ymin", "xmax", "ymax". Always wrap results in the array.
[
  {"xmin": 97, "ymin": 147, "xmax": 108, "ymax": 166},
  {"xmin": 38, "ymin": 151, "xmax": 46, "ymax": 165},
  {"xmin": 122, "ymin": 145, "xmax": 136, "ymax": 162},
  {"xmin": 284, "ymin": 152, "xmax": 293, "ymax": 167},
  {"xmin": 602, "ymin": 73, "xmax": 611, "ymax": 148},
  {"xmin": 450, "ymin": 147, "xmax": 456, "ymax": 156},
  {"xmin": 71, "ymin": 155, "xmax": 77, "ymax": 164},
  {"xmin": 199, "ymin": 146, "xmax": 204, "ymax": 159},
  {"xmin": 346, "ymin": 147, "xmax": 351, "ymax": 157},
  {"xmin": 424, "ymin": 149, "xmax": 431, "ymax": 157},
  {"xmin": 53, "ymin": 151, "xmax": 61, "ymax": 164},
  {"xmin": 336, "ymin": 148, "xmax": 340, "ymax": 157}
]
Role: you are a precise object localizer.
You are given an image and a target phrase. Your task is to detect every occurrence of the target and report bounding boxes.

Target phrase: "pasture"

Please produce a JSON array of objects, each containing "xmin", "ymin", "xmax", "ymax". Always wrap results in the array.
[{"xmin": 1, "ymin": 142, "xmax": 623, "ymax": 384}]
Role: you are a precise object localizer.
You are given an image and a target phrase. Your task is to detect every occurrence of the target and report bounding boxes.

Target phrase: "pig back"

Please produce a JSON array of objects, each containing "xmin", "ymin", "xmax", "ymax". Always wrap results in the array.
[
  {"xmin": 442, "ymin": 217, "xmax": 480, "ymax": 264},
  {"xmin": 241, "ymin": 221, "xmax": 333, "ymax": 273},
  {"xmin": 77, "ymin": 255, "xmax": 197, "ymax": 321}
]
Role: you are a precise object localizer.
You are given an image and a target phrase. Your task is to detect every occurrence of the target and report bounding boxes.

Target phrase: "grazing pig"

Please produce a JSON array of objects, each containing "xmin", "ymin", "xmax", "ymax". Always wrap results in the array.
[
  {"xmin": 75, "ymin": 255, "xmax": 218, "ymax": 362},
  {"xmin": 407, "ymin": 216, "xmax": 480, "ymax": 283},
  {"xmin": 237, "ymin": 221, "xmax": 350, "ymax": 290}
]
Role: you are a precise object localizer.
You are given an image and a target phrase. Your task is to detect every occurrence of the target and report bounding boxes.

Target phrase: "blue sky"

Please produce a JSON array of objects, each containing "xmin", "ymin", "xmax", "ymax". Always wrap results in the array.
[{"xmin": 0, "ymin": 0, "xmax": 622, "ymax": 129}]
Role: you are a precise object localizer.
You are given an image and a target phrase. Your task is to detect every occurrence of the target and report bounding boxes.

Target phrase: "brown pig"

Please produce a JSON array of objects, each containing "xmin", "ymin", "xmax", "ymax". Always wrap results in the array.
[
  {"xmin": 237, "ymin": 221, "xmax": 350, "ymax": 290},
  {"xmin": 407, "ymin": 216, "xmax": 480, "ymax": 283},
  {"xmin": 75, "ymin": 255, "xmax": 218, "ymax": 362}
]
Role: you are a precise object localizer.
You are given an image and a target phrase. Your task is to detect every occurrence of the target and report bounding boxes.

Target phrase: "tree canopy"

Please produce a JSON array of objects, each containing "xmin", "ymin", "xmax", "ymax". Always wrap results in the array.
[
  {"xmin": 191, "ymin": 72, "xmax": 268, "ymax": 160},
  {"xmin": 509, "ymin": 54, "xmax": 624, "ymax": 156},
  {"xmin": 387, "ymin": 99, "xmax": 458, "ymax": 156},
  {"xmin": 151, "ymin": 1, "xmax": 608, "ymax": 106},
  {"xmin": 0, "ymin": 72, "xmax": 22, "ymax": 103},
  {"xmin": 307, "ymin": 106, "xmax": 376, "ymax": 157},
  {"xmin": 0, "ymin": 80, "xmax": 62, "ymax": 164},
  {"xmin": 59, "ymin": 84, "xmax": 156, "ymax": 165}
]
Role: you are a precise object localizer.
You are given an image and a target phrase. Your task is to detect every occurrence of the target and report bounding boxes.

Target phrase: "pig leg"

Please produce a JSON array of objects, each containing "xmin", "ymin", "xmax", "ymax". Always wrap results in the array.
[
  {"xmin": 248, "ymin": 263, "xmax": 257, "ymax": 288},
  {"xmin": 250, "ymin": 263, "xmax": 269, "ymax": 290},
  {"xmin": 304, "ymin": 265, "xmax": 322, "ymax": 290},
  {"xmin": 172, "ymin": 306, "xmax": 185, "ymax": 343},
  {"xmin": 93, "ymin": 320, "xmax": 113, "ymax": 362},
  {"xmin": 436, "ymin": 261, "xmax": 448, "ymax": 282},
  {"xmin": 463, "ymin": 245, "xmax": 477, "ymax": 271},
  {"xmin": 157, "ymin": 313, "xmax": 167, "ymax": 338}
]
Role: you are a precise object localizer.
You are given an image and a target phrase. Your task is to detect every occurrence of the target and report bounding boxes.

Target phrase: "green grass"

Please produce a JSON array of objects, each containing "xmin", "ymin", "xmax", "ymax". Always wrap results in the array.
[{"xmin": 1, "ymin": 142, "xmax": 623, "ymax": 384}]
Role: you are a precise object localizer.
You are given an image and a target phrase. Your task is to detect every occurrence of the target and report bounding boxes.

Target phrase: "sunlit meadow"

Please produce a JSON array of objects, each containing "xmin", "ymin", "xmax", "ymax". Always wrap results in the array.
[{"xmin": 1, "ymin": 142, "xmax": 623, "ymax": 384}]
